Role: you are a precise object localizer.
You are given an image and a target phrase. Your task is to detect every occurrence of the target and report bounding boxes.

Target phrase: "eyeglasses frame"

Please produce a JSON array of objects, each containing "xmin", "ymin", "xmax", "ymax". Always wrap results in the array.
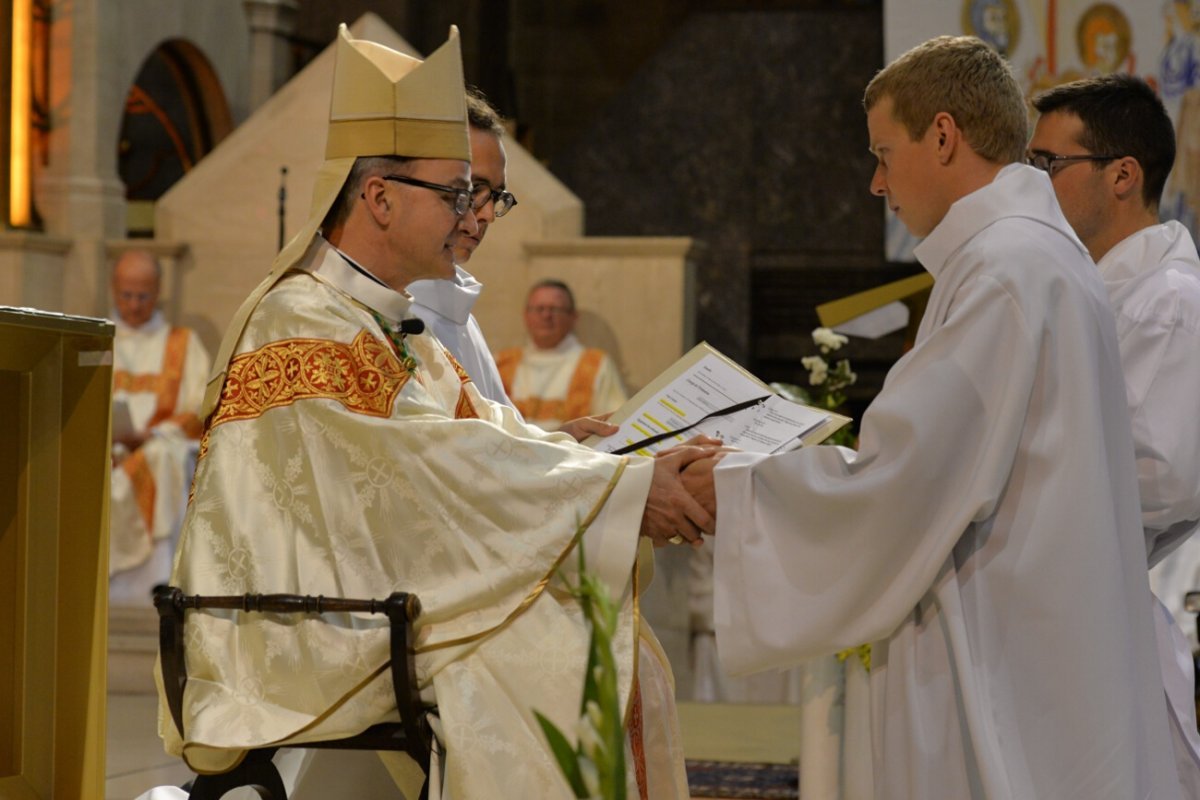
[
  {"xmin": 1025, "ymin": 150, "xmax": 1124, "ymax": 176},
  {"xmin": 470, "ymin": 184, "xmax": 518, "ymax": 218},
  {"xmin": 381, "ymin": 175, "xmax": 473, "ymax": 216}
]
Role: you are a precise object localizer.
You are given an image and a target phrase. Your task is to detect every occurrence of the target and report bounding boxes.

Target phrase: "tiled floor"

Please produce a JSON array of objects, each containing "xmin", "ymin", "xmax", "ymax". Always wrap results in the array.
[
  {"xmin": 105, "ymin": 693, "xmax": 192, "ymax": 799},
  {"xmin": 105, "ymin": 694, "xmax": 800, "ymax": 799}
]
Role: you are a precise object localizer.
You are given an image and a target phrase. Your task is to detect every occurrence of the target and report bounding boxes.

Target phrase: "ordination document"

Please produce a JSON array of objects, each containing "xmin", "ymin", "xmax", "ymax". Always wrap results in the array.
[{"xmin": 585, "ymin": 342, "xmax": 850, "ymax": 456}]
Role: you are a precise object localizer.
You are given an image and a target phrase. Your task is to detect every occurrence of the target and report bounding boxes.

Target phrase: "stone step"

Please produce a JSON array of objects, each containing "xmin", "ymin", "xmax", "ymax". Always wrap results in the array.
[{"xmin": 108, "ymin": 602, "xmax": 158, "ymax": 695}]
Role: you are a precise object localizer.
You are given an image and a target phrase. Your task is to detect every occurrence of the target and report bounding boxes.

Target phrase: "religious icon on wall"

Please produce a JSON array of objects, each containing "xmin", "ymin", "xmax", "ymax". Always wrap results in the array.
[
  {"xmin": 888, "ymin": 0, "xmax": 1182, "ymax": 261},
  {"xmin": 1076, "ymin": 3, "xmax": 1133, "ymax": 74},
  {"xmin": 962, "ymin": 0, "xmax": 1021, "ymax": 57}
]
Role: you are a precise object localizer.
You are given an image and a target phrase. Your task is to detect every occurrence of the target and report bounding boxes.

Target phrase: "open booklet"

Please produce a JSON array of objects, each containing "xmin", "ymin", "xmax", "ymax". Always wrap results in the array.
[
  {"xmin": 111, "ymin": 397, "xmax": 136, "ymax": 442},
  {"xmin": 584, "ymin": 342, "xmax": 851, "ymax": 456}
]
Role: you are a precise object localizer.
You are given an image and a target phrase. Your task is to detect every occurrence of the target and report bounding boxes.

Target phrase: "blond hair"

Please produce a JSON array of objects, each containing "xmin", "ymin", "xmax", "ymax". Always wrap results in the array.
[{"xmin": 863, "ymin": 36, "xmax": 1027, "ymax": 164}]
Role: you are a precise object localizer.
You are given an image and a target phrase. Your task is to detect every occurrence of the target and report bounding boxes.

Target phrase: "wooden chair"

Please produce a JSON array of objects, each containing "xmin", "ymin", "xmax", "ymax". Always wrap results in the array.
[{"xmin": 154, "ymin": 586, "xmax": 433, "ymax": 800}]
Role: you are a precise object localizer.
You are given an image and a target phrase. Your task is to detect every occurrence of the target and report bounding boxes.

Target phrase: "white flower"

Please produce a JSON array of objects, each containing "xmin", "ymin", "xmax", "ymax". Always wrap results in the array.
[
  {"xmin": 801, "ymin": 355, "xmax": 828, "ymax": 386},
  {"xmin": 812, "ymin": 327, "xmax": 849, "ymax": 354}
]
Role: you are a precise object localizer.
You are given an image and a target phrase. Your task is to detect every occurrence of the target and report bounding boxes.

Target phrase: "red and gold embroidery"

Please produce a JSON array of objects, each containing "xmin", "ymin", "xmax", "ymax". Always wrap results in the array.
[
  {"xmin": 444, "ymin": 349, "xmax": 472, "ymax": 384},
  {"xmin": 629, "ymin": 675, "xmax": 649, "ymax": 800},
  {"xmin": 454, "ymin": 387, "xmax": 478, "ymax": 420},
  {"xmin": 443, "ymin": 348, "xmax": 478, "ymax": 418},
  {"xmin": 210, "ymin": 330, "xmax": 409, "ymax": 428},
  {"xmin": 189, "ymin": 428, "xmax": 213, "ymax": 506}
]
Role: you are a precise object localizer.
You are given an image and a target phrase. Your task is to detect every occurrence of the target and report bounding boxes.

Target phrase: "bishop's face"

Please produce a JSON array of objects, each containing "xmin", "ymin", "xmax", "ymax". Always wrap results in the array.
[{"xmin": 384, "ymin": 158, "xmax": 477, "ymax": 285}]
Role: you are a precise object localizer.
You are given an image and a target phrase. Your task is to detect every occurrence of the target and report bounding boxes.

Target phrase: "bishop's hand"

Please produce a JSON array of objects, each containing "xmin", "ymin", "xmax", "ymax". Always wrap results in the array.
[{"xmin": 639, "ymin": 445, "xmax": 719, "ymax": 547}]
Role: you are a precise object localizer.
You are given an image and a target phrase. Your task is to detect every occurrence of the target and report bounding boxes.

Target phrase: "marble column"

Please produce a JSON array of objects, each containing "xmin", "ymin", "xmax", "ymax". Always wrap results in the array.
[
  {"xmin": 243, "ymin": 0, "xmax": 298, "ymax": 112},
  {"xmin": 36, "ymin": 0, "xmax": 127, "ymax": 316}
]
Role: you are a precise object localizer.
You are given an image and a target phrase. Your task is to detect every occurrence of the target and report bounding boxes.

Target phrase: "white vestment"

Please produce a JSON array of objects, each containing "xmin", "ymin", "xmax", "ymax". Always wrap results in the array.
[
  {"xmin": 160, "ymin": 240, "xmax": 688, "ymax": 799},
  {"xmin": 496, "ymin": 334, "xmax": 628, "ymax": 431},
  {"xmin": 1101, "ymin": 221, "xmax": 1200, "ymax": 795},
  {"xmin": 407, "ymin": 266, "xmax": 516, "ymax": 411},
  {"xmin": 713, "ymin": 165, "xmax": 1180, "ymax": 799},
  {"xmin": 109, "ymin": 311, "xmax": 209, "ymax": 592}
]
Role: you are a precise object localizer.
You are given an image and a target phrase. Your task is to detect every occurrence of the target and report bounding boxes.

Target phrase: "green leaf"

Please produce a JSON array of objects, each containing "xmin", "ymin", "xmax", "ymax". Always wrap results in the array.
[{"xmin": 534, "ymin": 711, "xmax": 589, "ymax": 797}]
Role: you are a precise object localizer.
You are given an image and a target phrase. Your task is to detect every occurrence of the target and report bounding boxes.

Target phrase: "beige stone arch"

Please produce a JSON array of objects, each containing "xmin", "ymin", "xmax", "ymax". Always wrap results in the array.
[
  {"xmin": 22, "ymin": 1, "xmax": 251, "ymax": 318},
  {"xmin": 116, "ymin": 38, "xmax": 234, "ymax": 223}
]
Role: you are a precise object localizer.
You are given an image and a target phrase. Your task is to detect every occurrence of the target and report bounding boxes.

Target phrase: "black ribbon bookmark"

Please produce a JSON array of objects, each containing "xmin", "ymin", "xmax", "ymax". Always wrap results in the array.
[{"xmin": 611, "ymin": 395, "xmax": 770, "ymax": 455}]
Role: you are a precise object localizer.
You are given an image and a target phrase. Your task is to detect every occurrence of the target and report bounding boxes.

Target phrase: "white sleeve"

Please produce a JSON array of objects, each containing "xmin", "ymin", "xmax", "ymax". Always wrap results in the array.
[{"xmin": 714, "ymin": 275, "xmax": 1038, "ymax": 674}]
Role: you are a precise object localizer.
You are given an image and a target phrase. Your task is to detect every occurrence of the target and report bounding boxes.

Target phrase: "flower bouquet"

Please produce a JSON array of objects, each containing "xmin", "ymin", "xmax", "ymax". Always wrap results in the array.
[{"xmin": 771, "ymin": 327, "xmax": 857, "ymax": 448}]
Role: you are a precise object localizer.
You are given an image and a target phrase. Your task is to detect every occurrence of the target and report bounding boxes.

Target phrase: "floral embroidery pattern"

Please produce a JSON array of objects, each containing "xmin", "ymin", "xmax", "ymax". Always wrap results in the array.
[{"xmin": 211, "ymin": 331, "xmax": 409, "ymax": 428}]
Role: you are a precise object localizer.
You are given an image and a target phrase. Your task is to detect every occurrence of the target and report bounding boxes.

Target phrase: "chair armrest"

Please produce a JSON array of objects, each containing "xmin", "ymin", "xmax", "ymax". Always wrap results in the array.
[{"xmin": 151, "ymin": 586, "xmax": 428, "ymax": 764}]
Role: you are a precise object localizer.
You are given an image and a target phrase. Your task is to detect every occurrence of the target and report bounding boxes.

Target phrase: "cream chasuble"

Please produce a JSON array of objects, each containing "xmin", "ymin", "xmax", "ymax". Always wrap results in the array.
[
  {"xmin": 110, "ymin": 312, "xmax": 209, "ymax": 575},
  {"xmin": 160, "ymin": 239, "xmax": 688, "ymax": 799},
  {"xmin": 714, "ymin": 166, "xmax": 1180, "ymax": 799}
]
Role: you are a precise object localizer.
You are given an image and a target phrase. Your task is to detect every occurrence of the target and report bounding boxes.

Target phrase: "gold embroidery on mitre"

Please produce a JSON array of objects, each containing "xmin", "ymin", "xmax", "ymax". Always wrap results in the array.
[{"xmin": 211, "ymin": 330, "xmax": 409, "ymax": 428}]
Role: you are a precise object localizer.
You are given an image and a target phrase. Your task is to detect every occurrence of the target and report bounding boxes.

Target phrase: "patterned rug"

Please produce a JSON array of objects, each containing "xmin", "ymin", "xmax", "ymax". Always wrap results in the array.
[{"xmin": 685, "ymin": 759, "xmax": 799, "ymax": 799}]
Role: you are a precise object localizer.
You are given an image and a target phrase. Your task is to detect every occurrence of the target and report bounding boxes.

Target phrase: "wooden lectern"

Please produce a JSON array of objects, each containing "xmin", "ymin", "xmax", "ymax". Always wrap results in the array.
[{"xmin": 0, "ymin": 307, "xmax": 113, "ymax": 799}]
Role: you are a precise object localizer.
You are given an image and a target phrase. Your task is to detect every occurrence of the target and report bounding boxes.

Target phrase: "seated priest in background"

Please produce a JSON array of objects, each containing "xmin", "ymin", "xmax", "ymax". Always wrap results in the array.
[
  {"xmin": 159, "ymin": 25, "xmax": 706, "ymax": 799},
  {"xmin": 1030, "ymin": 72, "xmax": 1200, "ymax": 796},
  {"xmin": 495, "ymin": 279, "xmax": 628, "ymax": 431},
  {"xmin": 687, "ymin": 35, "xmax": 1181, "ymax": 799},
  {"xmin": 108, "ymin": 248, "xmax": 209, "ymax": 603}
]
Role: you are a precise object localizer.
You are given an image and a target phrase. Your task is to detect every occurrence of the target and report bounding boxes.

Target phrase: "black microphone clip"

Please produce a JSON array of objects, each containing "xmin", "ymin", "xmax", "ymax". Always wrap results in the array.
[{"xmin": 399, "ymin": 317, "xmax": 425, "ymax": 336}]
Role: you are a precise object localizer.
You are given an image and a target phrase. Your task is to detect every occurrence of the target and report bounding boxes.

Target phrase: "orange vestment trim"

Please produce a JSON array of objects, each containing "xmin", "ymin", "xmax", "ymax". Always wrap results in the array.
[
  {"xmin": 565, "ymin": 349, "xmax": 603, "ymax": 420},
  {"xmin": 210, "ymin": 330, "xmax": 410, "ymax": 429},
  {"xmin": 122, "ymin": 448, "xmax": 157, "ymax": 537},
  {"xmin": 496, "ymin": 347, "xmax": 605, "ymax": 424},
  {"xmin": 113, "ymin": 327, "xmax": 193, "ymax": 535},
  {"xmin": 113, "ymin": 326, "xmax": 195, "ymax": 432},
  {"xmin": 494, "ymin": 347, "xmax": 520, "ymax": 394}
]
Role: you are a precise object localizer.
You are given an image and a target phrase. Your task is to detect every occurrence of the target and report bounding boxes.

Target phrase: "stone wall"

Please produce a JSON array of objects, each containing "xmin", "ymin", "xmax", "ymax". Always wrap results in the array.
[{"xmin": 547, "ymin": 4, "xmax": 908, "ymax": 418}]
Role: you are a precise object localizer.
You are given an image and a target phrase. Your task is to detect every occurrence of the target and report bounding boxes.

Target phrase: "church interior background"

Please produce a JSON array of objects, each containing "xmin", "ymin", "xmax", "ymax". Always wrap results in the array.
[{"xmin": 0, "ymin": 0, "xmax": 1184, "ymax": 798}]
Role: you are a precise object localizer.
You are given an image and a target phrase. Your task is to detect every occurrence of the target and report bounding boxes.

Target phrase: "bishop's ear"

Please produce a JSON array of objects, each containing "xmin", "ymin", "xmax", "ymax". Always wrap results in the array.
[{"xmin": 359, "ymin": 175, "xmax": 393, "ymax": 224}]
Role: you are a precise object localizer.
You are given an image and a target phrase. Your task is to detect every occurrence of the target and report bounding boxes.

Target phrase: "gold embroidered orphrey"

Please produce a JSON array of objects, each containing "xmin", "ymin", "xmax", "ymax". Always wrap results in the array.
[{"xmin": 211, "ymin": 330, "xmax": 410, "ymax": 428}]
